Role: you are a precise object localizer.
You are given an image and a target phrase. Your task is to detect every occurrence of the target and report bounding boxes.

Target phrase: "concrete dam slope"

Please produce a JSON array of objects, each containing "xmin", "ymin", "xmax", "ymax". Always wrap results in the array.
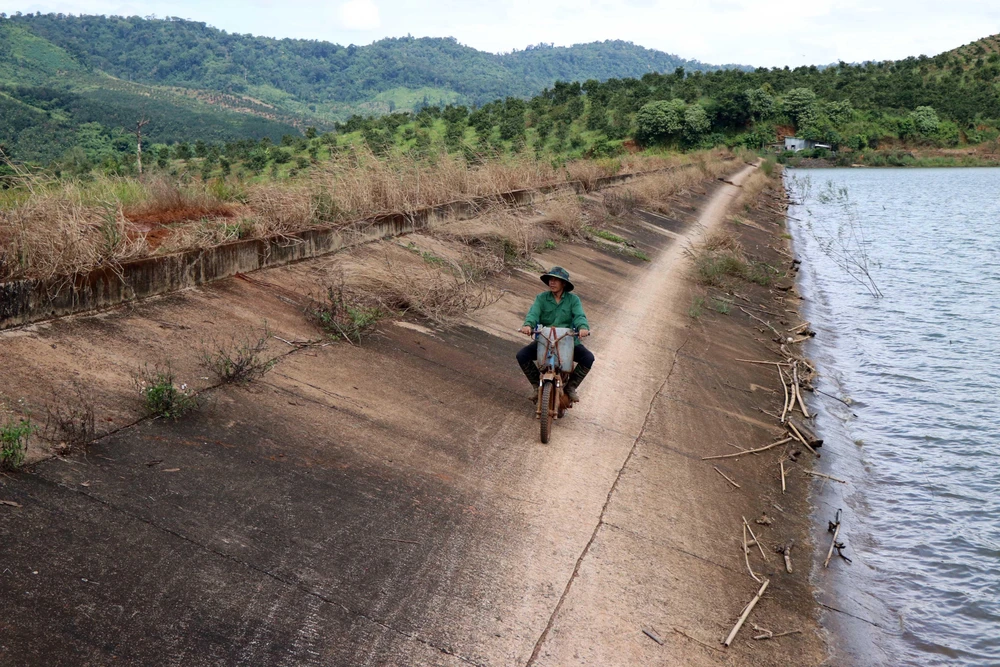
[{"xmin": 0, "ymin": 164, "xmax": 827, "ymax": 666}]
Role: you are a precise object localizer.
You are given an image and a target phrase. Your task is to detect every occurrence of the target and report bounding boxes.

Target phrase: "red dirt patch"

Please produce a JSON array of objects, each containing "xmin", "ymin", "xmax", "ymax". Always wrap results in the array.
[
  {"xmin": 124, "ymin": 204, "xmax": 236, "ymax": 229},
  {"xmin": 124, "ymin": 203, "xmax": 239, "ymax": 251}
]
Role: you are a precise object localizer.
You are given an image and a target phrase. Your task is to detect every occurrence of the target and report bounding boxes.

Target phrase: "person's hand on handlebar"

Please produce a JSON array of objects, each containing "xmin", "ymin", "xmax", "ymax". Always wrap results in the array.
[
  {"xmin": 578, "ymin": 328, "xmax": 590, "ymax": 338},
  {"xmin": 520, "ymin": 325, "xmax": 534, "ymax": 335}
]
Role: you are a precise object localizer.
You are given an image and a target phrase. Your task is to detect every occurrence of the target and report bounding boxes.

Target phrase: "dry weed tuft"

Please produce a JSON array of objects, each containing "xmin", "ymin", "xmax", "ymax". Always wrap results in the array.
[
  {"xmin": 602, "ymin": 189, "xmax": 644, "ymax": 218},
  {"xmin": 733, "ymin": 169, "xmax": 773, "ymax": 211},
  {"xmin": 695, "ymin": 230, "xmax": 772, "ymax": 287},
  {"xmin": 564, "ymin": 159, "xmax": 621, "ymax": 191},
  {"xmin": 542, "ymin": 195, "xmax": 585, "ymax": 237},
  {"xmin": 355, "ymin": 257, "xmax": 504, "ymax": 323},
  {"xmin": 702, "ymin": 230, "xmax": 745, "ymax": 254}
]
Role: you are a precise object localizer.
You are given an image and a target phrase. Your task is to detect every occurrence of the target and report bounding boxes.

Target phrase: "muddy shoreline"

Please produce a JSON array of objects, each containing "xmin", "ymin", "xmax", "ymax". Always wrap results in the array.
[{"xmin": 0, "ymin": 162, "xmax": 831, "ymax": 665}]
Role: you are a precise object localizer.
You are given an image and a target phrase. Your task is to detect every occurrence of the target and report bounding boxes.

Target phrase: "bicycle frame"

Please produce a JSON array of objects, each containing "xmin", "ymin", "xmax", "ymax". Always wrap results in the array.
[{"xmin": 534, "ymin": 327, "xmax": 577, "ymax": 421}]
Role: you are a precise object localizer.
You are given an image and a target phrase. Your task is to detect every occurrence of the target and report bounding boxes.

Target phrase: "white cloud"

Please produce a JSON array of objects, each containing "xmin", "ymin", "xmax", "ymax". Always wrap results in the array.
[{"xmin": 339, "ymin": 0, "xmax": 380, "ymax": 31}]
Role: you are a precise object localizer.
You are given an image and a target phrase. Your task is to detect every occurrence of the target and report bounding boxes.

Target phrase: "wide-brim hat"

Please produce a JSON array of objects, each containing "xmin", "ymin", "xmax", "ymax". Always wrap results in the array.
[{"xmin": 541, "ymin": 266, "xmax": 574, "ymax": 292}]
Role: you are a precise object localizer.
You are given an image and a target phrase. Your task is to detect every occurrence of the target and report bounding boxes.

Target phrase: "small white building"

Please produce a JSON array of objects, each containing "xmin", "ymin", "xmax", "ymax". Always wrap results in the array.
[{"xmin": 784, "ymin": 137, "xmax": 832, "ymax": 152}]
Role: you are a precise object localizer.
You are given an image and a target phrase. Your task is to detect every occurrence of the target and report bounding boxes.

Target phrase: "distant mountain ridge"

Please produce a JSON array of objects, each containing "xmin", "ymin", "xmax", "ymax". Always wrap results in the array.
[{"xmin": 2, "ymin": 13, "xmax": 746, "ymax": 114}]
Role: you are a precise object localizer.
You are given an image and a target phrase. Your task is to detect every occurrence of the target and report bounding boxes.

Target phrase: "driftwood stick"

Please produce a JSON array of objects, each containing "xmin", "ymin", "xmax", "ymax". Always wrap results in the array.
[
  {"xmin": 803, "ymin": 470, "xmax": 847, "ymax": 484},
  {"xmin": 777, "ymin": 364, "xmax": 791, "ymax": 423},
  {"xmin": 739, "ymin": 307, "xmax": 782, "ymax": 340},
  {"xmin": 742, "ymin": 524, "xmax": 762, "ymax": 583},
  {"xmin": 673, "ymin": 627, "xmax": 726, "ymax": 653},
  {"xmin": 754, "ymin": 628, "xmax": 802, "ymax": 640},
  {"xmin": 736, "ymin": 358, "xmax": 790, "ymax": 366},
  {"xmin": 824, "ymin": 519, "xmax": 842, "ymax": 568},
  {"xmin": 780, "ymin": 459, "xmax": 786, "ymax": 493},
  {"xmin": 792, "ymin": 362, "xmax": 811, "ymax": 418},
  {"xmin": 787, "ymin": 422, "xmax": 820, "ymax": 457},
  {"xmin": 743, "ymin": 516, "xmax": 768, "ymax": 562},
  {"xmin": 701, "ymin": 437, "xmax": 793, "ymax": 461},
  {"xmin": 814, "ymin": 387, "xmax": 852, "ymax": 406},
  {"xmin": 714, "ymin": 466, "xmax": 741, "ymax": 489},
  {"xmin": 723, "ymin": 579, "xmax": 770, "ymax": 647},
  {"xmin": 787, "ymin": 321, "xmax": 811, "ymax": 333}
]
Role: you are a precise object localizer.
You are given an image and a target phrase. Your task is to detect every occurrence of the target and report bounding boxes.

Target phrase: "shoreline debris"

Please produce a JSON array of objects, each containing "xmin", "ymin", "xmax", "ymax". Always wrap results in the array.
[{"xmin": 723, "ymin": 579, "xmax": 770, "ymax": 646}]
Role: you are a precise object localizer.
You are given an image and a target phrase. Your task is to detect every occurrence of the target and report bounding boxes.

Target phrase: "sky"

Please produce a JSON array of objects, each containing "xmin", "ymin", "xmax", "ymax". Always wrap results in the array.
[{"xmin": 3, "ymin": 0, "xmax": 999, "ymax": 68}]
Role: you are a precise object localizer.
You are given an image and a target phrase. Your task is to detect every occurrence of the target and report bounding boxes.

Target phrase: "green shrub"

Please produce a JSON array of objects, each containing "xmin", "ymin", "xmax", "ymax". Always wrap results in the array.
[
  {"xmin": 0, "ymin": 418, "xmax": 33, "ymax": 470},
  {"xmin": 133, "ymin": 365, "xmax": 198, "ymax": 420}
]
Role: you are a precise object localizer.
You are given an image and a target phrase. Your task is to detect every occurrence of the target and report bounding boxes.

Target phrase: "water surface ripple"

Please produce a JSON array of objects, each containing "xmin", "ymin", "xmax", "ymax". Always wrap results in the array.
[{"xmin": 787, "ymin": 168, "xmax": 999, "ymax": 666}]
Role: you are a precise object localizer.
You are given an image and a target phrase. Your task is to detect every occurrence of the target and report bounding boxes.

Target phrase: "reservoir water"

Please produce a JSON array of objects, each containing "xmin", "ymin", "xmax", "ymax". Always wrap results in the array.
[{"xmin": 786, "ymin": 168, "xmax": 1000, "ymax": 667}]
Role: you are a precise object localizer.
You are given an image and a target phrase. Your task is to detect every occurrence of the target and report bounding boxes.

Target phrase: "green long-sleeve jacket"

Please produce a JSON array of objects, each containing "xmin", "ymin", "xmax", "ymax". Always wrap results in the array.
[{"xmin": 523, "ymin": 292, "xmax": 590, "ymax": 344}]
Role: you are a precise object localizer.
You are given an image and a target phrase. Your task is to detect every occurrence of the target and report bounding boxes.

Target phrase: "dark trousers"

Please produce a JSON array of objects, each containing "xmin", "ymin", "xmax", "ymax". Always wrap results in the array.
[{"xmin": 516, "ymin": 342, "xmax": 595, "ymax": 370}]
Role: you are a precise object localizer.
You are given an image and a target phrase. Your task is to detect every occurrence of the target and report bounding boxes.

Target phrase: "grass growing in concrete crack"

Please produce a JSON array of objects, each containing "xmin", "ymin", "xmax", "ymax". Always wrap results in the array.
[
  {"xmin": 312, "ymin": 285, "xmax": 383, "ymax": 344},
  {"xmin": 1, "ymin": 418, "xmax": 33, "ymax": 470},
  {"xmin": 619, "ymin": 247, "xmax": 651, "ymax": 261},
  {"xmin": 587, "ymin": 227, "xmax": 632, "ymax": 245},
  {"xmin": 584, "ymin": 225, "xmax": 648, "ymax": 260},
  {"xmin": 688, "ymin": 297, "xmax": 705, "ymax": 319},
  {"xmin": 201, "ymin": 325, "xmax": 278, "ymax": 385},
  {"xmin": 133, "ymin": 365, "xmax": 198, "ymax": 420}
]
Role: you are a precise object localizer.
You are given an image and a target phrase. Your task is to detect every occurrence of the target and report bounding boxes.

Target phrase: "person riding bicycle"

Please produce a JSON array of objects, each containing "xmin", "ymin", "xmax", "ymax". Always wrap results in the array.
[{"xmin": 517, "ymin": 267, "xmax": 594, "ymax": 402}]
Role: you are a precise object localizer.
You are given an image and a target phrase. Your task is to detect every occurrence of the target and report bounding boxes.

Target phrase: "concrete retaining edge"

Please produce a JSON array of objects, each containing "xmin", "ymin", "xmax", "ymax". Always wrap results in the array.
[{"xmin": 0, "ymin": 166, "xmax": 695, "ymax": 330}]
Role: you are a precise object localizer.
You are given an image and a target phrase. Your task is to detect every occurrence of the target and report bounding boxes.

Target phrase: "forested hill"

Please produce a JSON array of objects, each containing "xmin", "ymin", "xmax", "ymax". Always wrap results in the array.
[{"xmin": 2, "ymin": 13, "xmax": 737, "ymax": 109}]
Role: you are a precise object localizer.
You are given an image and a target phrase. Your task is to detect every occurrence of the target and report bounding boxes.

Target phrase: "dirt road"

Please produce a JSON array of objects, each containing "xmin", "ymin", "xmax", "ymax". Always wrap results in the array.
[{"xmin": 0, "ymin": 164, "xmax": 826, "ymax": 665}]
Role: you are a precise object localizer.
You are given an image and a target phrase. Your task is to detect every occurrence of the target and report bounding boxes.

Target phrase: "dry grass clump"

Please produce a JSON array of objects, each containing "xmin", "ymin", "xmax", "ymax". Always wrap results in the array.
[
  {"xmin": 617, "ymin": 170, "xmax": 700, "ymax": 214},
  {"xmin": 732, "ymin": 168, "xmax": 775, "ymax": 211},
  {"xmin": 325, "ymin": 247, "xmax": 505, "ymax": 326},
  {"xmin": 703, "ymin": 230, "xmax": 745, "ymax": 254},
  {"xmin": 0, "ymin": 147, "xmax": 737, "ymax": 282},
  {"xmin": 619, "ymin": 153, "xmax": 681, "ymax": 173},
  {"xmin": 541, "ymin": 195, "xmax": 585, "ymax": 237},
  {"xmin": 435, "ymin": 205, "xmax": 542, "ymax": 270},
  {"xmin": 602, "ymin": 189, "xmax": 643, "ymax": 218},
  {"xmin": 564, "ymin": 158, "xmax": 622, "ymax": 191},
  {"xmin": 607, "ymin": 149, "xmax": 738, "ymax": 215},
  {"xmin": 0, "ymin": 180, "xmax": 147, "ymax": 281},
  {"xmin": 695, "ymin": 230, "xmax": 773, "ymax": 287},
  {"xmin": 309, "ymin": 148, "xmax": 558, "ymax": 221}
]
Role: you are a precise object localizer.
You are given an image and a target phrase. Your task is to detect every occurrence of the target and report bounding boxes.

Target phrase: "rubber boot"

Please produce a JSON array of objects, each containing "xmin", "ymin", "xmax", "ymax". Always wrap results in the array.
[
  {"xmin": 564, "ymin": 364, "xmax": 591, "ymax": 402},
  {"xmin": 520, "ymin": 361, "xmax": 541, "ymax": 402}
]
